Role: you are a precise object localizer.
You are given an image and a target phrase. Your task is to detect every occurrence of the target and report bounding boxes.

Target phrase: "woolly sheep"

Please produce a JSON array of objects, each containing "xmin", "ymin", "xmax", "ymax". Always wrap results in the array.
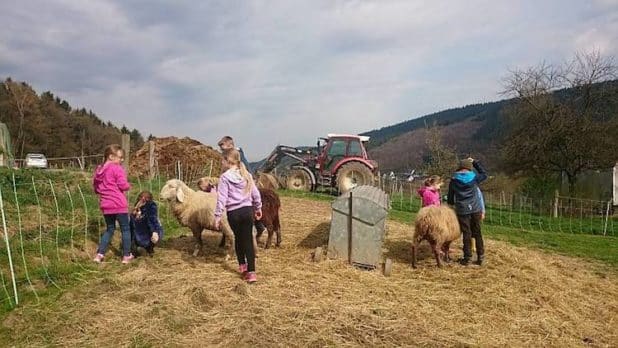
[
  {"xmin": 255, "ymin": 188, "xmax": 281, "ymax": 248},
  {"xmin": 255, "ymin": 172, "xmax": 279, "ymax": 191},
  {"xmin": 411, "ymin": 205, "xmax": 461, "ymax": 268},
  {"xmin": 159, "ymin": 179, "xmax": 234, "ymax": 259},
  {"xmin": 217, "ymin": 187, "xmax": 282, "ymax": 250}
]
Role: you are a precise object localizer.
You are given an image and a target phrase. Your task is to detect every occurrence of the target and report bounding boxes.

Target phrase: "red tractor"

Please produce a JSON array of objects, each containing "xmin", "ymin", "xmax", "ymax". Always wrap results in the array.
[{"xmin": 256, "ymin": 134, "xmax": 378, "ymax": 193}]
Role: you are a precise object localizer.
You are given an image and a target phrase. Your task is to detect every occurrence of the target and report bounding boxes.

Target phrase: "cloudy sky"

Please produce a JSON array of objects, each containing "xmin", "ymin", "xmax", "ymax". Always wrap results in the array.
[{"xmin": 1, "ymin": 0, "xmax": 617, "ymax": 160}]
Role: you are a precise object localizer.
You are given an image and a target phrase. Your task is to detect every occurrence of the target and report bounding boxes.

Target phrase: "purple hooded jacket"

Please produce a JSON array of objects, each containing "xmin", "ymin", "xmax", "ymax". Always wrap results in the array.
[
  {"xmin": 214, "ymin": 168, "xmax": 262, "ymax": 224},
  {"xmin": 93, "ymin": 162, "xmax": 131, "ymax": 214}
]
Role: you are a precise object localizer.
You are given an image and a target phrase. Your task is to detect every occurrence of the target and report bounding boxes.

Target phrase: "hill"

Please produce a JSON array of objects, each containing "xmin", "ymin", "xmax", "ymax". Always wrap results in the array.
[
  {"xmin": 0, "ymin": 78, "xmax": 144, "ymax": 161},
  {"xmin": 362, "ymin": 80, "xmax": 618, "ymax": 172}
]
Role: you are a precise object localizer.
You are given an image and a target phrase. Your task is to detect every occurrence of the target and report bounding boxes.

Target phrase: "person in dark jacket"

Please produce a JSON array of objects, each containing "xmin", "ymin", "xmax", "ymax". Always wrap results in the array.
[
  {"xmin": 130, "ymin": 191, "xmax": 164, "ymax": 256},
  {"xmin": 447, "ymin": 158, "xmax": 488, "ymax": 265}
]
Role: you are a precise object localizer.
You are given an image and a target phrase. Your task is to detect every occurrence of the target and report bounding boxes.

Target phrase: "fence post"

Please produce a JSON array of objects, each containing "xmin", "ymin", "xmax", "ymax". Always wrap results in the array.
[
  {"xmin": 0, "ymin": 186, "xmax": 19, "ymax": 305},
  {"xmin": 121, "ymin": 133, "xmax": 130, "ymax": 172},
  {"xmin": 553, "ymin": 190, "xmax": 559, "ymax": 218},
  {"xmin": 148, "ymin": 140, "xmax": 155, "ymax": 180},
  {"xmin": 612, "ymin": 162, "xmax": 618, "ymax": 205},
  {"xmin": 604, "ymin": 201, "xmax": 611, "ymax": 236}
]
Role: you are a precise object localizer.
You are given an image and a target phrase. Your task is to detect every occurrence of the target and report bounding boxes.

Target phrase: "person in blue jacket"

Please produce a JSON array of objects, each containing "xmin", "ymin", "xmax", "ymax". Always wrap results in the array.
[
  {"xmin": 447, "ymin": 157, "xmax": 488, "ymax": 266},
  {"xmin": 130, "ymin": 191, "xmax": 164, "ymax": 256}
]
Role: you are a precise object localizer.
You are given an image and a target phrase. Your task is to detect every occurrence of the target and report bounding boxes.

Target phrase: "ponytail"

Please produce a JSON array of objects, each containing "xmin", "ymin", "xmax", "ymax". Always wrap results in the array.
[{"xmin": 223, "ymin": 149, "xmax": 253, "ymax": 194}]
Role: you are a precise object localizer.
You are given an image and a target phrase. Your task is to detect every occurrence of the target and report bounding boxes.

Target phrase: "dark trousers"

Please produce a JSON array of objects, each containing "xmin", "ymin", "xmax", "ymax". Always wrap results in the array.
[
  {"xmin": 227, "ymin": 206, "xmax": 256, "ymax": 272},
  {"xmin": 457, "ymin": 213, "xmax": 484, "ymax": 260}
]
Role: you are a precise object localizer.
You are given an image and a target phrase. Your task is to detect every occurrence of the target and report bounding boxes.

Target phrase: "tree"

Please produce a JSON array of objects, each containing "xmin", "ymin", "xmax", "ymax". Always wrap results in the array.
[
  {"xmin": 422, "ymin": 125, "xmax": 458, "ymax": 179},
  {"xmin": 501, "ymin": 50, "xmax": 618, "ymax": 195},
  {"xmin": 2, "ymin": 79, "xmax": 40, "ymax": 158}
]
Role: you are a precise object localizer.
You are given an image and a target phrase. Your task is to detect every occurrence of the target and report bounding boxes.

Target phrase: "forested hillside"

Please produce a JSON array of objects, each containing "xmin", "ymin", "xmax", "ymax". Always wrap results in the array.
[
  {"xmin": 363, "ymin": 79, "xmax": 618, "ymax": 172},
  {"xmin": 0, "ymin": 78, "xmax": 144, "ymax": 160}
]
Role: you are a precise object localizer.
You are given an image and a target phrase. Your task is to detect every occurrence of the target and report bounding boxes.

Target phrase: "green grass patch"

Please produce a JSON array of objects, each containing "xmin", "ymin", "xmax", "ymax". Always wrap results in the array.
[{"xmin": 283, "ymin": 190, "xmax": 618, "ymax": 267}]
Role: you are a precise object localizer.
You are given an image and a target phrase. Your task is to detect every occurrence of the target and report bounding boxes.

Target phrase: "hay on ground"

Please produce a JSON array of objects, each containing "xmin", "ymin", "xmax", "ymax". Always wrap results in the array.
[{"xmin": 2, "ymin": 197, "xmax": 618, "ymax": 347}]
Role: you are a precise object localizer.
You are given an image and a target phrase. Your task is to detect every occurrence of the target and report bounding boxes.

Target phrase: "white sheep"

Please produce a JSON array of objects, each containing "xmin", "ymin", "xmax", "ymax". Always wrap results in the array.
[
  {"xmin": 160, "ymin": 179, "xmax": 234, "ymax": 259},
  {"xmin": 411, "ymin": 205, "xmax": 461, "ymax": 268}
]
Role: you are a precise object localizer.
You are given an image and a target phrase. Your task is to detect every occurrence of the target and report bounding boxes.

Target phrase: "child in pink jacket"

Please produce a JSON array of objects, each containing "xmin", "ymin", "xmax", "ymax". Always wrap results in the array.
[
  {"xmin": 93, "ymin": 144, "xmax": 133, "ymax": 264},
  {"xmin": 417, "ymin": 175, "xmax": 443, "ymax": 207}
]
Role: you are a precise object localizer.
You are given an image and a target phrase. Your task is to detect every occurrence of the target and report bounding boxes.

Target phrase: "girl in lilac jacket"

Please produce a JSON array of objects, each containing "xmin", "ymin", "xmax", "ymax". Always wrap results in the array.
[
  {"xmin": 214, "ymin": 149, "xmax": 262, "ymax": 283},
  {"xmin": 92, "ymin": 144, "xmax": 133, "ymax": 264}
]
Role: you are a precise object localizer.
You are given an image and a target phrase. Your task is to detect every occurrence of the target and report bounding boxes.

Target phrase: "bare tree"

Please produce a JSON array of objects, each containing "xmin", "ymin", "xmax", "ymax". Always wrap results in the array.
[
  {"xmin": 501, "ymin": 50, "xmax": 618, "ymax": 195},
  {"xmin": 3, "ymin": 80, "xmax": 39, "ymax": 158},
  {"xmin": 423, "ymin": 125, "xmax": 458, "ymax": 179}
]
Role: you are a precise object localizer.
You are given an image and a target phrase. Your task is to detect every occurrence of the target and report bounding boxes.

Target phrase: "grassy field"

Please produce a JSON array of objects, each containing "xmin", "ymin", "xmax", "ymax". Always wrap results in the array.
[
  {"xmin": 280, "ymin": 189, "xmax": 618, "ymax": 267},
  {"xmin": 1, "ymin": 194, "xmax": 617, "ymax": 347},
  {"xmin": 0, "ymin": 177, "xmax": 617, "ymax": 346}
]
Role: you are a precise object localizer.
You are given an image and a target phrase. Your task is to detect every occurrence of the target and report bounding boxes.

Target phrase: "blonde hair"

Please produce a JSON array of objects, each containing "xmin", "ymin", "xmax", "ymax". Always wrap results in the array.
[
  {"xmin": 424, "ymin": 175, "xmax": 442, "ymax": 187},
  {"xmin": 224, "ymin": 149, "xmax": 253, "ymax": 194},
  {"xmin": 104, "ymin": 144, "xmax": 123, "ymax": 162}
]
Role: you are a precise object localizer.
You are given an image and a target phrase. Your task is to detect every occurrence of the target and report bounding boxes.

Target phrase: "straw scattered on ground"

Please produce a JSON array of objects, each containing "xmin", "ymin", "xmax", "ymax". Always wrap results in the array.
[{"xmin": 2, "ymin": 197, "xmax": 617, "ymax": 347}]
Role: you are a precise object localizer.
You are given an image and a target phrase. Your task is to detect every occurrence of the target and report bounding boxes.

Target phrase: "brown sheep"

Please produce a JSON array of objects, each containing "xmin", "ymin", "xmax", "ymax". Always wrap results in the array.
[
  {"xmin": 159, "ymin": 179, "xmax": 234, "ymax": 259},
  {"xmin": 255, "ymin": 188, "xmax": 282, "ymax": 248},
  {"xmin": 218, "ymin": 187, "xmax": 282, "ymax": 249},
  {"xmin": 412, "ymin": 205, "xmax": 461, "ymax": 268},
  {"xmin": 255, "ymin": 172, "xmax": 279, "ymax": 191}
]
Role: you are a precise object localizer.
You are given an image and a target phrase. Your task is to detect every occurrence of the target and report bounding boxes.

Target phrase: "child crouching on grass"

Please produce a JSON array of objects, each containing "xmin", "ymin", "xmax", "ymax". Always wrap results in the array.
[
  {"xmin": 130, "ymin": 191, "xmax": 164, "ymax": 257},
  {"xmin": 214, "ymin": 149, "xmax": 262, "ymax": 284}
]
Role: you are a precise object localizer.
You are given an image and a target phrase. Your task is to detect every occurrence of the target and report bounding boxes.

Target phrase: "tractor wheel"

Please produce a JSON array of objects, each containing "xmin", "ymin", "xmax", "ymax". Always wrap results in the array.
[
  {"xmin": 286, "ymin": 169, "xmax": 312, "ymax": 191},
  {"xmin": 336, "ymin": 162, "xmax": 373, "ymax": 193}
]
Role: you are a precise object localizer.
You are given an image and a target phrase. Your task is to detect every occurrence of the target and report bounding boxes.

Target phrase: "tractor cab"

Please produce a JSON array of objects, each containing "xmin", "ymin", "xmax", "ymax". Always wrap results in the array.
[{"xmin": 316, "ymin": 134, "xmax": 370, "ymax": 174}]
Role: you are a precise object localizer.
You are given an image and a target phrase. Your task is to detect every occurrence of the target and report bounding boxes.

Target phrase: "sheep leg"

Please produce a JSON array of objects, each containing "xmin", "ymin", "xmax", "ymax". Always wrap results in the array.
[
  {"xmin": 275, "ymin": 228, "xmax": 282, "ymax": 247},
  {"xmin": 411, "ymin": 244, "xmax": 417, "ymax": 268},
  {"xmin": 192, "ymin": 228, "xmax": 203, "ymax": 257},
  {"xmin": 218, "ymin": 234, "xmax": 226, "ymax": 248},
  {"xmin": 442, "ymin": 242, "xmax": 452, "ymax": 263},
  {"xmin": 221, "ymin": 223, "xmax": 234, "ymax": 261},
  {"xmin": 274, "ymin": 215, "xmax": 281, "ymax": 247},
  {"xmin": 252, "ymin": 228, "xmax": 259, "ymax": 258},
  {"xmin": 431, "ymin": 242, "xmax": 442, "ymax": 268},
  {"xmin": 265, "ymin": 228, "xmax": 274, "ymax": 249}
]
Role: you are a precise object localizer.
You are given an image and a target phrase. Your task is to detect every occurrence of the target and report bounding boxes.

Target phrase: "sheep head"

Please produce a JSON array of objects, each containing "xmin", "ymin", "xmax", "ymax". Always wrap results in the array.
[{"xmin": 160, "ymin": 179, "xmax": 193, "ymax": 203}]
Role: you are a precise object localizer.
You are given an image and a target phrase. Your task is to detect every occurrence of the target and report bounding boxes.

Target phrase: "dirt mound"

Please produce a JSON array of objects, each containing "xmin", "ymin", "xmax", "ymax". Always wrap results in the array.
[{"xmin": 129, "ymin": 137, "xmax": 222, "ymax": 184}]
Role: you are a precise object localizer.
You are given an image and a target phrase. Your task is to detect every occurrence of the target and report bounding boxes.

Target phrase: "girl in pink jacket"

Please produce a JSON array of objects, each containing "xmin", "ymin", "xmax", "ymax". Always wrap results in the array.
[
  {"xmin": 417, "ymin": 175, "xmax": 443, "ymax": 207},
  {"xmin": 92, "ymin": 144, "xmax": 133, "ymax": 264}
]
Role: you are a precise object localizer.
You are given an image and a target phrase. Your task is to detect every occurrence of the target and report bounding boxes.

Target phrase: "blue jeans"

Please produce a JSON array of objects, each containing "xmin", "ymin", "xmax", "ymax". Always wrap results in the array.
[{"xmin": 97, "ymin": 213, "xmax": 132, "ymax": 257}]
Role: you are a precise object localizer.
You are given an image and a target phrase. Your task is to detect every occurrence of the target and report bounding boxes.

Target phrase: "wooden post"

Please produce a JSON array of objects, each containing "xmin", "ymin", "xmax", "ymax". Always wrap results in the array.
[
  {"xmin": 348, "ymin": 191, "xmax": 353, "ymax": 264},
  {"xmin": 121, "ymin": 134, "xmax": 130, "ymax": 172},
  {"xmin": 612, "ymin": 162, "xmax": 618, "ymax": 205},
  {"xmin": 148, "ymin": 140, "xmax": 155, "ymax": 180},
  {"xmin": 553, "ymin": 190, "xmax": 559, "ymax": 218}
]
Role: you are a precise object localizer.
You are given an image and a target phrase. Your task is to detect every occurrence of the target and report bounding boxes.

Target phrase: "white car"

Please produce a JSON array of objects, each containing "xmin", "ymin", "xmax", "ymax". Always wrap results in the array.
[{"xmin": 25, "ymin": 153, "xmax": 48, "ymax": 169}]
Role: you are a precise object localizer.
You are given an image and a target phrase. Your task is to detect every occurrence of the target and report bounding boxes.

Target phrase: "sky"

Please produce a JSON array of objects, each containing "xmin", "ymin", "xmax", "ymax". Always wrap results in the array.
[{"xmin": 1, "ymin": 0, "xmax": 617, "ymax": 160}]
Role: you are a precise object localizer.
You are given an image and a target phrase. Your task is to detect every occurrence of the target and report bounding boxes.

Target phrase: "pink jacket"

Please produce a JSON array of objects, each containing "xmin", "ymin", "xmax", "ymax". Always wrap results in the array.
[
  {"xmin": 93, "ymin": 162, "xmax": 131, "ymax": 214},
  {"xmin": 418, "ymin": 186, "xmax": 441, "ymax": 207}
]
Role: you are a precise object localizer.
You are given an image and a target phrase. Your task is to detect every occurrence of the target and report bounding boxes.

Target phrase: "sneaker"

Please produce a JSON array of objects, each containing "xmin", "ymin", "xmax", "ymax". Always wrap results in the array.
[
  {"xmin": 459, "ymin": 258, "xmax": 470, "ymax": 266},
  {"xmin": 93, "ymin": 253, "xmax": 104, "ymax": 263},
  {"xmin": 474, "ymin": 257, "xmax": 484, "ymax": 266},
  {"xmin": 239, "ymin": 263, "xmax": 248, "ymax": 274},
  {"xmin": 121, "ymin": 254, "xmax": 135, "ymax": 264},
  {"xmin": 245, "ymin": 272, "xmax": 257, "ymax": 283}
]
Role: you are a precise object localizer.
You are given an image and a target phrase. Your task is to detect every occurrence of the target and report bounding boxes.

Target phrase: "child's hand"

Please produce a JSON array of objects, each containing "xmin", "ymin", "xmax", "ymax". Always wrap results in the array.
[
  {"xmin": 151, "ymin": 232, "xmax": 159, "ymax": 244},
  {"xmin": 254, "ymin": 209, "xmax": 262, "ymax": 221},
  {"xmin": 481, "ymin": 212, "xmax": 486, "ymax": 220},
  {"xmin": 214, "ymin": 219, "xmax": 221, "ymax": 231}
]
